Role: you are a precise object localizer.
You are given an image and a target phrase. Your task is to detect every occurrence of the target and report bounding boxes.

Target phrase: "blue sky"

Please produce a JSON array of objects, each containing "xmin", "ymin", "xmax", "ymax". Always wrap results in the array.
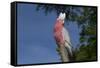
[{"xmin": 17, "ymin": 3, "xmax": 80, "ymax": 64}]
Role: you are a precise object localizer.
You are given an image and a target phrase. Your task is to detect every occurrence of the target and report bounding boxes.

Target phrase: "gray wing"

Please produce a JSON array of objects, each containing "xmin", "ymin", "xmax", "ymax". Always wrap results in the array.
[
  {"xmin": 62, "ymin": 27, "xmax": 73, "ymax": 57},
  {"xmin": 62, "ymin": 27, "xmax": 71, "ymax": 46}
]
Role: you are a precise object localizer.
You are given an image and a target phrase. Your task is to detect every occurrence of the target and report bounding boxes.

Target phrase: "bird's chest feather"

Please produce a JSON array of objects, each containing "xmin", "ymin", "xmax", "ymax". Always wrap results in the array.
[{"xmin": 54, "ymin": 24, "xmax": 64, "ymax": 44}]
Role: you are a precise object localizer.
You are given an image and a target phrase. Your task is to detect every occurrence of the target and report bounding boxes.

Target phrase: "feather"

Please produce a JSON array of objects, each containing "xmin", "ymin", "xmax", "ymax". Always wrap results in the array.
[
  {"xmin": 62, "ymin": 27, "xmax": 73, "ymax": 57},
  {"xmin": 58, "ymin": 13, "xmax": 66, "ymax": 21}
]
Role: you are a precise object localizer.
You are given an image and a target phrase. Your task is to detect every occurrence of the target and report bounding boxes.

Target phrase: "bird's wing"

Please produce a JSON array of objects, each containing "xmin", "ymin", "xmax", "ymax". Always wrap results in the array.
[
  {"xmin": 62, "ymin": 27, "xmax": 71, "ymax": 46},
  {"xmin": 62, "ymin": 27, "xmax": 73, "ymax": 56}
]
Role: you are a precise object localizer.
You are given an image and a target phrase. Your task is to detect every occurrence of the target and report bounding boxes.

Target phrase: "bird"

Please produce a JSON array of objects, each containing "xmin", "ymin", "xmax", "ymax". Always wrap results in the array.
[{"xmin": 54, "ymin": 12, "xmax": 73, "ymax": 62}]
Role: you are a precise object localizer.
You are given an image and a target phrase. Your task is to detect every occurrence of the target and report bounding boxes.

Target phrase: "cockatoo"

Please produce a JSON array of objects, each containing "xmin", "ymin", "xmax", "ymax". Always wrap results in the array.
[{"xmin": 54, "ymin": 13, "xmax": 73, "ymax": 62}]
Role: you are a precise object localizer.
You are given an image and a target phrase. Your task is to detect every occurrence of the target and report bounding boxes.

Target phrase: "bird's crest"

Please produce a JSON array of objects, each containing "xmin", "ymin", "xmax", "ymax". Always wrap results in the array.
[{"xmin": 58, "ymin": 12, "xmax": 66, "ymax": 21}]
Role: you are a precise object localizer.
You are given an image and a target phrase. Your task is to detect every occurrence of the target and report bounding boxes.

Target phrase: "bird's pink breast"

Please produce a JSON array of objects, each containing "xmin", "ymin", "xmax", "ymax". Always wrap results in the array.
[{"xmin": 54, "ymin": 19, "xmax": 64, "ymax": 45}]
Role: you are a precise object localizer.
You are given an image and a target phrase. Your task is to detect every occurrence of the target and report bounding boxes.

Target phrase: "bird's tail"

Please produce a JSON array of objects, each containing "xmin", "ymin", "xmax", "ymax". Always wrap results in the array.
[{"xmin": 64, "ymin": 42, "xmax": 73, "ymax": 60}]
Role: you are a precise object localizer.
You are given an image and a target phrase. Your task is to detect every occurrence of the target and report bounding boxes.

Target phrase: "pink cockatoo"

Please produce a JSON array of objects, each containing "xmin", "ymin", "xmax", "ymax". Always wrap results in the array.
[{"xmin": 54, "ymin": 13, "xmax": 73, "ymax": 62}]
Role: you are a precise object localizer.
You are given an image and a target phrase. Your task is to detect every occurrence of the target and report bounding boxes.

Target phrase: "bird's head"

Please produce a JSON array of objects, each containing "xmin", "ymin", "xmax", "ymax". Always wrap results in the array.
[{"xmin": 57, "ymin": 12, "xmax": 66, "ymax": 24}]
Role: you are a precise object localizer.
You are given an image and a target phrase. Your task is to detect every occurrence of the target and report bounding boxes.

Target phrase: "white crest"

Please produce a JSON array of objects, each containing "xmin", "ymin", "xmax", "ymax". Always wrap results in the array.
[{"xmin": 58, "ymin": 12, "xmax": 66, "ymax": 20}]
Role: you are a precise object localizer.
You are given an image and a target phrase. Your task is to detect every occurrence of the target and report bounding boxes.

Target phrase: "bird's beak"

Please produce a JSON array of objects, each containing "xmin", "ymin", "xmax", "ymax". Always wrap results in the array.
[
  {"xmin": 62, "ymin": 23, "xmax": 64, "ymax": 26},
  {"xmin": 62, "ymin": 20, "xmax": 64, "ymax": 25},
  {"xmin": 62, "ymin": 21, "xmax": 64, "ymax": 26}
]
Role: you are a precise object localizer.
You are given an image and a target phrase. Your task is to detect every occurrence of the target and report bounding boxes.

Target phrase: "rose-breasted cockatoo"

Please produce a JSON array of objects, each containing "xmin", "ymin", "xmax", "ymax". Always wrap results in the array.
[{"xmin": 54, "ymin": 13, "xmax": 73, "ymax": 62}]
